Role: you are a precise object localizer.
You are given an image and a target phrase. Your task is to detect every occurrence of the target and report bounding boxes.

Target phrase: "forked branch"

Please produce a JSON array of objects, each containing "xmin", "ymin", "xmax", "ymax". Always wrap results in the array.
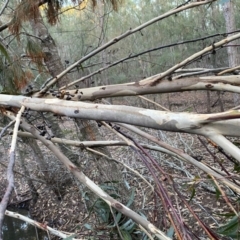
[{"xmin": 5, "ymin": 110, "xmax": 170, "ymax": 240}]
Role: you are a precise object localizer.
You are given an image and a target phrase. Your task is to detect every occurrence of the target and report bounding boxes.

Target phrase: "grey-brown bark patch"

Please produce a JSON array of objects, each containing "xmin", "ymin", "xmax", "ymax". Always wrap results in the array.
[{"xmin": 114, "ymin": 203, "xmax": 123, "ymax": 209}]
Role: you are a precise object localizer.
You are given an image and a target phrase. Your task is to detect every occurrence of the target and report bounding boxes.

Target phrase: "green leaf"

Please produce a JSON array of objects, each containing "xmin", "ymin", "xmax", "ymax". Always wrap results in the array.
[
  {"xmin": 120, "ymin": 230, "xmax": 132, "ymax": 240},
  {"xmin": 123, "ymin": 221, "xmax": 135, "ymax": 232},
  {"xmin": 115, "ymin": 212, "xmax": 122, "ymax": 224},
  {"xmin": 82, "ymin": 191, "xmax": 89, "ymax": 200},
  {"xmin": 63, "ymin": 234, "xmax": 76, "ymax": 240},
  {"xmin": 166, "ymin": 226, "xmax": 175, "ymax": 238},
  {"xmin": 120, "ymin": 219, "xmax": 134, "ymax": 230},
  {"xmin": 210, "ymin": 179, "xmax": 221, "ymax": 200},
  {"xmin": 100, "ymin": 185, "xmax": 117, "ymax": 191},
  {"xmin": 217, "ymin": 212, "xmax": 235, "ymax": 218},
  {"xmin": 124, "ymin": 179, "xmax": 130, "ymax": 189},
  {"xmin": 83, "ymin": 223, "xmax": 93, "ymax": 230},
  {"xmin": 109, "ymin": 193, "xmax": 121, "ymax": 199},
  {"xmin": 126, "ymin": 189, "xmax": 135, "ymax": 208},
  {"xmin": 214, "ymin": 184, "xmax": 221, "ymax": 200},
  {"xmin": 219, "ymin": 0, "xmax": 230, "ymax": 4},
  {"xmin": 107, "ymin": 211, "xmax": 122, "ymax": 228},
  {"xmin": 217, "ymin": 215, "xmax": 240, "ymax": 238},
  {"xmin": 142, "ymin": 234, "xmax": 148, "ymax": 240},
  {"xmin": 79, "ymin": 64, "xmax": 84, "ymax": 71},
  {"xmin": 102, "ymin": 180, "xmax": 119, "ymax": 184},
  {"xmin": 234, "ymin": 163, "xmax": 240, "ymax": 173},
  {"xmin": 188, "ymin": 187, "xmax": 196, "ymax": 202}
]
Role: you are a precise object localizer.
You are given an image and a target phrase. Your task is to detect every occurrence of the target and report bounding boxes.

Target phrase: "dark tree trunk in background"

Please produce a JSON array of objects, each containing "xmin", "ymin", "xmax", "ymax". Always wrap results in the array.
[{"xmin": 30, "ymin": 12, "xmax": 128, "ymax": 205}]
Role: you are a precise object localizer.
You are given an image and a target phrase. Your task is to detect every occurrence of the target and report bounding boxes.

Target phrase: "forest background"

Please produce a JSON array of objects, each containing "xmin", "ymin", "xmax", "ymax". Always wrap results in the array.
[{"xmin": 1, "ymin": 0, "xmax": 240, "ymax": 239}]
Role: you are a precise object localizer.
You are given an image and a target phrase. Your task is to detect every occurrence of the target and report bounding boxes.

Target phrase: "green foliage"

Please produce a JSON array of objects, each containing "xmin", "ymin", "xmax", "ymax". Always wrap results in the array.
[
  {"xmin": 63, "ymin": 234, "xmax": 76, "ymax": 240},
  {"xmin": 83, "ymin": 187, "xmax": 149, "ymax": 239},
  {"xmin": 234, "ymin": 163, "xmax": 240, "ymax": 173},
  {"xmin": 166, "ymin": 226, "xmax": 175, "ymax": 239},
  {"xmin": 217, "ymin": 215, "xmax": 240, "ymax": 239},
  {"xmin": 188, "ymin": 186, "xmax": 196, "ymax": 203}
]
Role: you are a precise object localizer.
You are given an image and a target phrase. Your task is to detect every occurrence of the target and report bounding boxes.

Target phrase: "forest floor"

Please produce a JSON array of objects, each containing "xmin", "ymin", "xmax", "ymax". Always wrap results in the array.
[{"xmin": 0, "ymin": 90, "xmax": 239, "ymax": 240}]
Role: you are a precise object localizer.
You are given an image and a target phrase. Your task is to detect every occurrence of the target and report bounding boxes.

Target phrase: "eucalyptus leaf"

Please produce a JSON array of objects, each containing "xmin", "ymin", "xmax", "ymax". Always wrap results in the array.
[
  {"xmin": 120, "ymin": 230, "xmax": 132, "ymax": 240},
  {"xmin": 63, "ymin": 234, "xmax": 76, "ymax": 240},
  {"xmin": 83, "ymin": 223, "xmax": 93, "ymax": 230},
  {"xmin": 166, "ymin": 226, "xmax": 175, "ymax": 238},
  {"xmin": 217, "ymin": 215, "xmax": 240, "ymax": 238},
  {"xmin": 219, "ymin": 0, "xmax": 230, "ymax": 4}
]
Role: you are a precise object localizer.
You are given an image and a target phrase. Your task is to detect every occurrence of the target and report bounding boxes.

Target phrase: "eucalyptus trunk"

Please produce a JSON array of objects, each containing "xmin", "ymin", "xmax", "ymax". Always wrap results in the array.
[{"xmin": 223, "ymin": 0, "xmax": 239, "ymax": 105}]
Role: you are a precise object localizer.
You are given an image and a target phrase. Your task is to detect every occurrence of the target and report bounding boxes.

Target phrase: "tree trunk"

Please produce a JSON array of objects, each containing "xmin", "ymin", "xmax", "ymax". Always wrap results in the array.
[
  {"xmin": 30, "ymin": 12, "xmax": 127, "ymax": 205},
  {"xmin": 223, "ymin": 0, "xmax": 239, "ymax": 106}
]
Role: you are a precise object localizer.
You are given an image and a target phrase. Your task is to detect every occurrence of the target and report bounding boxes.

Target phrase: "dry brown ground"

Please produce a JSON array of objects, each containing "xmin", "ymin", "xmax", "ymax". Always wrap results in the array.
[{"xmin": 0, "ymin": 90, "xmax": 239, "ymax": 239}]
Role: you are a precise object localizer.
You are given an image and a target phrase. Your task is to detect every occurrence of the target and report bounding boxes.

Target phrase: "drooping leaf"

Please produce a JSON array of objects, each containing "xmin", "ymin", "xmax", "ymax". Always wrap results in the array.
[
  {"xmin": 188, "ymin": 186, "xmax": 196, "ymax": 202},
  {"xmin": 120, "ymin": 219, "xmax": 135, "ymax": 232},
  {"xmin": 217, "ymin": 215, "xmax": 240, "ymax": 238},
  {"xmin": 120, "ymin": 230, "xmax": 132, "ymax": 240},
  {"xmin": 83, "ymin": 223, "xmax": 93, "ymax": 230},
  {"xmin": 63, "ymin": 234, "xmax": 76, "ymax": 240},
  {"xmin": 126, "ymin": 188, "xmax": 135, "ymax": 208},
  {"xmin": 166, "ymin": 226, "xmax": 175, "ymax": 238},
  {"xmin": 124, "ymin": 179, "xmax": 130, "ymax": 189}
]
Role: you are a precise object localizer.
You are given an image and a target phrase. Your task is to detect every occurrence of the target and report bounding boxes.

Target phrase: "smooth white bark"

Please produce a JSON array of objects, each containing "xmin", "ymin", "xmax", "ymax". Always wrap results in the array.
[{"xmin": 1, "ymin": 94, "xmax": 240, "ymax": 136}]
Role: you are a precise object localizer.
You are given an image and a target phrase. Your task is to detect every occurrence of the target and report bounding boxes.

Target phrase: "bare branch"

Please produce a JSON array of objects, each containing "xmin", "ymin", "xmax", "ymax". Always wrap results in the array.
[
  {"xmin": 217, "ymin": 65, "xmax": 240, "ymax": 75},
  {"xmin": 0, "ymin": 127, "xmax": 179, "ymax": 155},
  {"xmin": 5, "ymin": 110, "xmax": 170, "ymax": 240},
  {"xmin": 46, "ymin": 75, "xmax": 240, "ymax": 101},
  {"xmin": 0, "ymin": 106, "xmax": 25, "ymax": 240},
  {"xmin": 0, "ymin": 0, "xmax": 9, "ymax": 16},
  {"xmin": 142, "ymin": 32, "xmax": 240, "ymax": 86},
  {"xmin": 5, "ymin": 210, "xmax": 74, "ymax": 239},
  {"xmin": 117, "ymin": 123, "xmax": 240, "ymax": 193},
  {"xmin": 36, "ymin": 0, "xmax": 216, "ymax": 94}
]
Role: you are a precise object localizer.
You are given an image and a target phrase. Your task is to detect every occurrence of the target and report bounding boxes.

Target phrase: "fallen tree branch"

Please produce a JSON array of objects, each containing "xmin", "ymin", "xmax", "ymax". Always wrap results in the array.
[
  {"xmin": 35, "ymin": 0, "xmax": 216, "ymax": 94},
  {"xmin": 44, "ymin": 75, "xmax": 240, "ymax": 101},
  {"xmin": 0, "ymin": 106, "xmax": 25, "ymax": 240},
  {"xmin": 5, "ymin": 210, "xmax": 74, "ymax": 239},
  {"xmin": 0, "ymin": 128, "xmax": 176, "ymax": 155},
  {"xmin": 5, "ymin": 110, "xmax": 170, "ymax": 240},
  {"xmin": 117, "ymin": 123, "xmax": 240, "ymax": 193}
]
